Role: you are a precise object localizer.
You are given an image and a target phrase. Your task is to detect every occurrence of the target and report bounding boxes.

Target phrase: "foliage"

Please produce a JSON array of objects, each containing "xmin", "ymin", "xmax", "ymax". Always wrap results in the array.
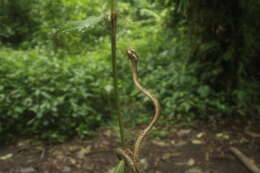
[
  {"xmin": 0, "ymin": 48, "xmax": 111, "ymax": 142},
  {"xmin": 0, "ymin": 0, "xmax": 107, "ymax": 52},
  {"xmin": 0, "ymin": 0, "xmax": 259, "ymax": 142},
  {"xmin": 113, "ymin": 160, "xmax": 125, "ymax": 173},
  {"xmin": 0, "ymin": 0, "xmax": 37, "ymax": 46},
  {"xmin": 156, "ymin": 0, "xmax": 260, "ymax": 116}
]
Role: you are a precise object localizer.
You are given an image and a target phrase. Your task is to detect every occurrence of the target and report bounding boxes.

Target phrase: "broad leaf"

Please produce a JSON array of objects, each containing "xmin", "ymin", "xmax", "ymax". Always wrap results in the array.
[
  {"xmin": 63, "ymin": 15, "xmax": 104, "ymax": 32},
  {"xmin": 113, "ymin": 160, "xmax": 125, "ymax": 173}
]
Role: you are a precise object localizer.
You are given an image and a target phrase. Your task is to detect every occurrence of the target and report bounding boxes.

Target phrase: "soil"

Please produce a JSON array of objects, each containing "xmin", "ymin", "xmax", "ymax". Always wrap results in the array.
[{"xmin": 0, "ymin": 116, "xmax": 259, "ymax": 173}]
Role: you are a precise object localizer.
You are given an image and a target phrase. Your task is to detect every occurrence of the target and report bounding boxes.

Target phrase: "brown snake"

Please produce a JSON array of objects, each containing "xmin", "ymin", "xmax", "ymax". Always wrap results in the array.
[{"xmin": 116, "ymin": 48, "xmax": 160, "ymax": 173}]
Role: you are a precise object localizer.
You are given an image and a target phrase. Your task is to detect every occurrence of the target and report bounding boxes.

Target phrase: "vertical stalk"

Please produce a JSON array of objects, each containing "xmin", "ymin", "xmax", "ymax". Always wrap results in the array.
[{"xmin": 111, "ymin": 0, "xmax": 125, "ymax": 146}]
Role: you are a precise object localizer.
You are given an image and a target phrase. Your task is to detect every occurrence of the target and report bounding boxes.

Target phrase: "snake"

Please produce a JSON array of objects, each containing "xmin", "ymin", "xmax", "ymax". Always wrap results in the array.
[{"xmin": 116, "ymin": 48, "xmax": 160, "ymax": 173}]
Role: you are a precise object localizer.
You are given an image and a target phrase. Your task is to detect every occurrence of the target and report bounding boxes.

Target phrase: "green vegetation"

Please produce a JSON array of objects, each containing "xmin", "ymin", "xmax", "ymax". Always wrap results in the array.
[
  {"xmin": 0, "ymin": 48, "xmax": 110, "ymax": 141},
  {"xmin": 160, "ymin": 0, "xmax": 260, "ymax": 115},
  {"xmin": 0, "ymin": 0, "xmax": 259, "ymax": 142}
]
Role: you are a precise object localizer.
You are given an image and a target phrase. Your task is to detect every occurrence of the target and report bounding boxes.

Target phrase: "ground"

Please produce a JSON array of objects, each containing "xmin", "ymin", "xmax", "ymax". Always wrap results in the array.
[{"xmin": 0, "ymin": 116, "xmax": 259, "ymax": 173}]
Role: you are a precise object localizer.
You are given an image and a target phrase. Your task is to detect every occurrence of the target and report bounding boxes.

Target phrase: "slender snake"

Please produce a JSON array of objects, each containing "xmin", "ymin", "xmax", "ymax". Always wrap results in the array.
[{"xmin": 116, "ymin": 48, "xmax": 160, "ymax": 173}]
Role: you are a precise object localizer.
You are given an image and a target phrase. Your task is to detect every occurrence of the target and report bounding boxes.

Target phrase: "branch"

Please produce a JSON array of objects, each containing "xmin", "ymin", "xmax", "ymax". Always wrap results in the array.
[{"xmin": 230, "ymin": 147, "xmax": 260, "ymax": 173}]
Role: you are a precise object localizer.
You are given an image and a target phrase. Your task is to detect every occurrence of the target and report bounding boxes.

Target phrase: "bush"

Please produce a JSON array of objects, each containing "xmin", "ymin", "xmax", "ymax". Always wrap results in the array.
[
  {"xmin": 118, "ymin": 22, "xmax": 250, "ymax": 122},
  {"xmin": 0, "ymin": 48, "xmax": 112, "ymax": 142}
]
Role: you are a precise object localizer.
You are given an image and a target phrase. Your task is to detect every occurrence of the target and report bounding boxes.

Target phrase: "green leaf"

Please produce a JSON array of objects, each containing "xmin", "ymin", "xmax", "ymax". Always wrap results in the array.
[
  {"xmin": 140, "ymin": 9, "xmax": 160, "ymax": 21},
  {"xmin": 62, "ymin": 15, "xmax": 104, "ymax": 32},
  {"xmin": 113, "ymin": 160, "xmax": 125, "ymax": 173}
]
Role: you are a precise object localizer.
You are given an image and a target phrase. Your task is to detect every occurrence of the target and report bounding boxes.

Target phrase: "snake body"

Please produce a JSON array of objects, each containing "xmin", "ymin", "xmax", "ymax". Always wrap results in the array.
[{"xmin": 116, "ymin": 48, "xmax": 160, "ymax": 173}]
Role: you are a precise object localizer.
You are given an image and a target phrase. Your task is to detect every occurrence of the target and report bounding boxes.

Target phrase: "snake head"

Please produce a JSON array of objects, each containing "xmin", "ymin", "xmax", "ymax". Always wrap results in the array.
[{"xmin": 127, "ymin": 48, "xmax": 139, "ymax": 63}]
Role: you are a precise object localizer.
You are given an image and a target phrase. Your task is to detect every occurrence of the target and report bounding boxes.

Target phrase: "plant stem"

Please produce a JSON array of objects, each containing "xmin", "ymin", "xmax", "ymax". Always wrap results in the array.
[
  {"xmin": 111, "ymin": 0, "xmax": 125, "ymax": 146},
  {"xmin": 111, "ymin": 0, "xmax": 116, "ymax": 11}
]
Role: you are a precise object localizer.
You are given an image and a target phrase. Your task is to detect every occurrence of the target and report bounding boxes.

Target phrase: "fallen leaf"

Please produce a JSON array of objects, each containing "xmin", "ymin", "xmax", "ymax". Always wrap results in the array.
[
  {"xmin": 68, "ymin": 145, "xmax": 80, "ymax": 152},
  {"xmin": 216, "ymin": 133, "xmax": 229, "ymax": 140},
  {"xmin": 0, "ymin": 153, "xmax": 13, "ymax": 160},
  {"xmin": 177, "ymin": 129, "xmax": 191, "ymax": 136},
  {"xmin": 196, "ymin": 132, "xmax": 205, "ymax": 138},
  {"xmin": 140, "ymin": 158, "xmax": 149, "ymax": 170},
  {"xmin": 170, "ymin": 140, "xmax": 176, "ymax": 145},
  {"xmin": 205, "ymin": 152, "xmax": 209, "ymax": 161},
  {"xmin": 174, "ymin": 140, "xmax": 188, "ymax": 147},
  {"xmin": 75, "ymin": 146, "xmax": 91, "ymax": 159},
  {"xmin": 162, "ymin": 153, "xmax": 181, "ymax": 160},
  {"xmin": 245, "ymin": 130, "xmax": 260, "ymax": 138},
  {"xmin": 187, "ymin": 158, "xmax": 195, "ymax": 166},
  {"xmin": 185, "ymin": 167, "xmax": 203, "ymax": 173},
  {"xmin": 239, "ymin": 137, "xmax": 249, "ymax": 143},
  {"xmin": 104, "ymin": 129, "xmax": 113, "ymax": 137},
  {"xmin": 191, "ymin": 139, "xmax": 203, "ymax": 145},
  {"xmin": 174, "ymin": 162, "xmax": 186, "ymax": 166},
  {"xmin": 69, "ymin": 158, "xmax": 77, "ymax": 165},
  {"xmin": 52, "ymin": 150, "xmax": 65, "ymax": 160},
  {"xmin": 62, "ymin": 166, "xmax": 71, "ymax": 173},
  {"xmin": 152, "ymin": 140, "xmax": 169, "ymax": 147},
  {"xmin": 17, "ymin": 140, "xmax": 29, "ymax": 147},
  {"xmin": 20, "ymin": 167, "xmax": 36, "ymax": 173}
]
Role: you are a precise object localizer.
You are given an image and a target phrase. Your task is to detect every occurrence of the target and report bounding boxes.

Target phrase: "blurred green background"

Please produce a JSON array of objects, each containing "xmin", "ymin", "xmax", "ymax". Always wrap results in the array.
[{"xmin": 0, "ymin": 0, "xmax": 259, "ymax": 142}]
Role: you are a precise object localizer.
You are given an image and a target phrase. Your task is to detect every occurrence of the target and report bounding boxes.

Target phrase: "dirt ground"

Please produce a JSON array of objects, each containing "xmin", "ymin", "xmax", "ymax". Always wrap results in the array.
[{"xmin": 0, "ymin": 116, "xmax": 259, "ymax": 173}]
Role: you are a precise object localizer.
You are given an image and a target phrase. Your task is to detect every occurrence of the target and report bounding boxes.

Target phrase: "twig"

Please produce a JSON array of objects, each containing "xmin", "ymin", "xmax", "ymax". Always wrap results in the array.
[
  {"xmin": 245, "ymin": 130, "xmax": 260, "ymax": 138},
  {"xmin": 40, "ymin": 147, "xmax": 47, "ymax": 160},
  {"xmin": 230, "ymin": 147, "xmax": 260, "ymax": 173}
]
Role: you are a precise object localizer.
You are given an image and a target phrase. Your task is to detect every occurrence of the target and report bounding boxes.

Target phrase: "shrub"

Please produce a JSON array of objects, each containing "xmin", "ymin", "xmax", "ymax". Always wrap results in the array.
[{"xmin": 0, "ymin": 49, "xmax": 111, "ymax": 142}]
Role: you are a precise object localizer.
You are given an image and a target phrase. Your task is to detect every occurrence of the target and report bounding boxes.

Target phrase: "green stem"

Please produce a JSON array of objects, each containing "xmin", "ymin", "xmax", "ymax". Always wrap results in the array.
[
  {"xmin": 111, "ymin": 0, "xmax": 116, "ymax": 11},
  {"xmin": 111, "ymin": 0, "xmax": 125, "ymax": 146}
]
